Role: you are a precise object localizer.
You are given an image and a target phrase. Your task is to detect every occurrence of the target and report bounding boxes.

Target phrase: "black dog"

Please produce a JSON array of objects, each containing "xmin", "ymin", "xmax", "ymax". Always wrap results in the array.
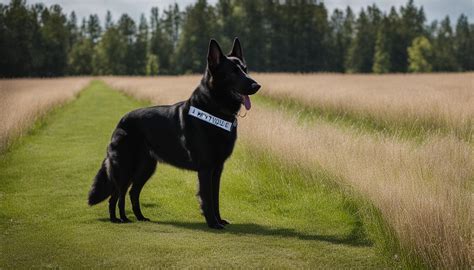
[{"xmin": 88, "ymin": 38, "xmax": 260, "ymax": 229}]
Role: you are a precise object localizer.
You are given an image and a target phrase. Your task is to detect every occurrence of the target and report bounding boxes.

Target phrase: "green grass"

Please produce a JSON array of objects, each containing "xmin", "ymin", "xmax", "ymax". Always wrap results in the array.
[
  {"xmin": 0, "ymin": 81, "xmax": 391, "ymax": 268},
  {"xmin": 254, "ymin": 94, "xmax": 472, "ymax": 142}
]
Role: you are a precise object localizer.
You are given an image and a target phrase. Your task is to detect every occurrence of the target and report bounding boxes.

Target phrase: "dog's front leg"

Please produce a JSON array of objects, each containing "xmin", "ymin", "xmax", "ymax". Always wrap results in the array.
[
  {"xmin": 212, "ymin": 163, "xmax": 229, "ymax": 225},
  {"xmin": 198, "ymin": 169, "xmax": 224, "ymax": 229}
]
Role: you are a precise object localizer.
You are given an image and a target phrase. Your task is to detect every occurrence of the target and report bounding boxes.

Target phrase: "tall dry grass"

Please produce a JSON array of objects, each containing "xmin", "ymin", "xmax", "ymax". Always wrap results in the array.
[
  {"xmin": 0, "ymin": 78, "xmax": 91, "ymax": 151},
  {"xmin": 102, "ymin": 75, "xmax": 473, "ymax": 268},
  {"xmin": 239, "ymin": 106, "xmax": 472, "ymax": 268},
  {"xmin": 254, "ymin": 73, "xmax": 474, "ymax": 140}
]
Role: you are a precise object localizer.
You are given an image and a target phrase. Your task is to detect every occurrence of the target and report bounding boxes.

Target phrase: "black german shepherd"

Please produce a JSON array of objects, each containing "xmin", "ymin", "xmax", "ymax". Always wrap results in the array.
[{"xmin": 88, "ymin": 38, "xmax": 260, "ymax": 229}]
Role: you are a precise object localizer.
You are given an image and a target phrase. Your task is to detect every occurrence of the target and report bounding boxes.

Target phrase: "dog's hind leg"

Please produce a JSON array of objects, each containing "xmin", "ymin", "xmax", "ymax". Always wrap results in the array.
[
  {"xmin": 130, "ymin": 154, "xmax": 157, "ymax": 221},
  {"xmin": 118, "ymin": 182, "xmax": 132, "ymax": 222},
  {"xmin": 109, "ymin": 189, "xmax": 120, "ymax": 223},
  {"xmin": 108, "ymin": 161, "xmax": 133, "ymax": 223}
]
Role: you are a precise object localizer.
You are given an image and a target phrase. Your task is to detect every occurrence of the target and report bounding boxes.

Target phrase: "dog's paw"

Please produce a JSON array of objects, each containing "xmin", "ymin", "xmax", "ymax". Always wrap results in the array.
[
  {"xmin": 110, "ymin": 217, "xmax": 122, "ymax": 223},
  {"xmin": 120, "ymin": 217, "xmax": 131, "ymax": 223},
  {"xmin": 137, "ymin": 217, "xmax": 150, "ymax": 222},
  {"xmin": 219, "ymin": 219, "xmax": 230, "ymax": 226}
]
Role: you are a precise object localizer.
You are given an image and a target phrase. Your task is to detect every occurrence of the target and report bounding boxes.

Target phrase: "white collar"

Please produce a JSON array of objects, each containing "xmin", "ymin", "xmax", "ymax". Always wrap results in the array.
[{"xmin": 188, "ymin": 106, "xmax": 236, "ymax": 132}]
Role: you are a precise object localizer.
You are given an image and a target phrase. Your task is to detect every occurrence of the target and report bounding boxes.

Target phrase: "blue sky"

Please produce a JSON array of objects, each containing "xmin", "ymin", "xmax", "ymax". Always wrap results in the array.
[{"xmin": 1, "ymin": 0, "xmax": 472, "ymax": 23}]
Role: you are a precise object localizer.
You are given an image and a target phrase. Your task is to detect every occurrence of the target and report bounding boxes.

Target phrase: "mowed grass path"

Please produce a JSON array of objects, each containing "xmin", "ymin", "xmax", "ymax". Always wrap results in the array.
[{"xmin": 0, "ymin": 81, "xmax": 389, "ymax": 268}]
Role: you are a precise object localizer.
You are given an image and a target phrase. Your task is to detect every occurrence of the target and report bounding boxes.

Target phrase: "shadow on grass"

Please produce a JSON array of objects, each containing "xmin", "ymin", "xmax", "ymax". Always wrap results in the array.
[
  {"xmin": 93, "ymin": 217, "xmax": 370, "ymax": 247},
  {"xmin": 94, "ymin": 211, "xmax": 371, "ymax": 247},
  {"xmin": 151, "ymin": 220, "xmax": 372, "ymax": 247}
]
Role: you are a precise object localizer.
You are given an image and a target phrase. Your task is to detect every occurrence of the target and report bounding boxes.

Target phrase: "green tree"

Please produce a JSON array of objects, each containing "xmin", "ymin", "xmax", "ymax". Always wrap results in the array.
[
  {"xmin": 40, "ymin": 5, "xmax": 69, "ymax": 76},
  {"xmin": 149, "ymin": 7, "xmax": 174, "ymax": 74},
  {"xmin": 373, "ymin": 17, "xmax": 392, "ymax": 73},
  {"xmin": 105, "ymin": 10, "xmax": 113, "ymax": 30},
  {"xmin": 215, "ymin": 0, "xmax": 236, "ymax": 49},
  {"xmin": 93, "ymin": 26, "xmax": 126, "ymax": 75},
  {"xmin": 454, "ymin": 14, "xmax": 473, "ymax": 71},
  {"xmin": 66, "ymin": 11, "xmax": 78, "ymax": 50},
  {"xmin": 68, "ymin": 38, "xmax": 94, "ymax": 74},
  {"xmin": 407, "ymin": 36, "xmax": 433, "ymax": 72},
  {"xmin": 396, "ymin": 0, "xmax": 426, "ymax": 72},
  {"xmin": 432, "ymin": 16, "xmax": 459, "ymax": 71},
  {"xmin": 328, "ymin": 8, "xmax": 350, "ymax": 72},
  {"xmin": 0, "ymin": 4, "xmax": 6, "ymax": 74},
  {"xmin": 175, "ymin": 0, "xmax": 216, "ymax": 73},
  {"xmin": 261, "ymin": 0, "xmax": 284, "ymax": 71},
  {"xmin": 346, "ymin": 9, "xmax": 373, "ymax": 72},
  {"xmin": 341, "ymin": 7, "xmax": 355, "ymax": 72},
  {"xmin": 87, "ymin": 14, "xmax": 101, "ymax": 44},
  {"xmin": 117, "ymin": 14, "xmax": 137, "ymax": 74},
  {"xmin": 146, "ymin": 53, "xmax": 159, "ymax": 75},
  {"xmin": 135, "ymin": 14, "xmax": 149, "ymax": 75},
  {"xmin": 2, "ymin": 0, "xmax": 37, "ymax": 76}
]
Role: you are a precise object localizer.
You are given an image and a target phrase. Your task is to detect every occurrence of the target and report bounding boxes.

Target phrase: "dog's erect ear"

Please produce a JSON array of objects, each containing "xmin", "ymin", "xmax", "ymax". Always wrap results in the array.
[
  {"xmin": 208, "ymin": 39, "xmax": 224, "ymax": 68},
  {"xmin": 229, "ymin": 37, "xmax": 243, "ymax": 60}
]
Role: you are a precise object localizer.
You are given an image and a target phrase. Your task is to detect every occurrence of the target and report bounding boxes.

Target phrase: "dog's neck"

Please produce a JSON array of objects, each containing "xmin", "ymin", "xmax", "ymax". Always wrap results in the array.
[{"xmin": 188, "ymin": 70, "xmax": 242, "ymax": 119}]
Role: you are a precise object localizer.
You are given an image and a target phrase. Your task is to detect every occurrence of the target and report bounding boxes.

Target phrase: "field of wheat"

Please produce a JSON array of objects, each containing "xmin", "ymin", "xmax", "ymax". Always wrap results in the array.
[
  {"xmin": 103, "ymin": 74, "xmax": 473, "ymax": 269},
  {"xmin": 0, "ymin": 78, "xmax": 91, "ymax": 151}
]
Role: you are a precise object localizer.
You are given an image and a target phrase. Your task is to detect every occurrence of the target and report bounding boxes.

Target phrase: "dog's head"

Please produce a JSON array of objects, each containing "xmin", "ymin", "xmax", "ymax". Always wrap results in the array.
[{"xmin": 206, "ymin": 38, "xmax": 260, "ymax": 110}]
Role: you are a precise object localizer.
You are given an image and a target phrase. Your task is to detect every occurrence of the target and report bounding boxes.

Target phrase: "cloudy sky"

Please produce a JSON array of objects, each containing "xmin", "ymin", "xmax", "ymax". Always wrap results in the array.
[{"xmin": 1, "ymin": 0, "xmax": 472, "ymax": 23}]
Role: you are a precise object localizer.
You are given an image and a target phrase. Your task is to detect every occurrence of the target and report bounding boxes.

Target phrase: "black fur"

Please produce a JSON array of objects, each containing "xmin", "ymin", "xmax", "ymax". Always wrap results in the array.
[{"xmin": 88, "ymin": 38, "xmax": 260, "ymax": 229}]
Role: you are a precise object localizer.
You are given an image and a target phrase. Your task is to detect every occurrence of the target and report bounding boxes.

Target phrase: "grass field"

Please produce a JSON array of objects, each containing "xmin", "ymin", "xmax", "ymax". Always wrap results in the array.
[
  {"xmin": 254, "ymin": 73, "xmax": 473, "ymax": 141},
  {"xmin": 0, "ymin": 81, "xmax": 391, "ymax": 268},
  {"xmin": 103, "ymin": 74, "xmax": 473, "ymax": 269},
  {"xmin": 0, "ymin": 78, "xmax": 91, "ymax": 152},
  {"xmin": 1, "ymin": 74, "xmax": 471, "ymax": 268}
]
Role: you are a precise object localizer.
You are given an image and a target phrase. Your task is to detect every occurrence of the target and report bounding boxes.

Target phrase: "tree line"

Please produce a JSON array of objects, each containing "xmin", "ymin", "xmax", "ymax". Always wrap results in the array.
[{"xmin": 1, "ymin": 0, "xmax": 472, "ymax": 77}]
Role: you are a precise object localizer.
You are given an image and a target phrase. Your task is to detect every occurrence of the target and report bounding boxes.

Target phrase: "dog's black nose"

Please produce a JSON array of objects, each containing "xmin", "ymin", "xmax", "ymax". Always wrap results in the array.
[{"xmin": 251, "ymin": 83, "xmax": 261, "ymax": 92}]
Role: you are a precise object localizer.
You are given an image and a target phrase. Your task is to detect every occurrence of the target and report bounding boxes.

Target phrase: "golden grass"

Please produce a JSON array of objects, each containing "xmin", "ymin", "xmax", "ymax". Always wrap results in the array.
[
  {"xmin": 102, "ymin": 75, "xmax": 472, "ymax": 268},
  {"xmin": 254, "ymin": 73, "xmax": 474, "ymax": 140},
  {"xmin": 239, "ymin": 106, "xmax": 472, "ymax": 268},
  {"xmin": 0, "ymin": 78, "xmax": 91, "ymax": 151}
]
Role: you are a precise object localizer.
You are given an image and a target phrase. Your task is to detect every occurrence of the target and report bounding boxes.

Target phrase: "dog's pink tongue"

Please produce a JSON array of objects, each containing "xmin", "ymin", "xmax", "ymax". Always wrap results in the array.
[{"xmin": 243, "ymin": 95, "xmax": 251, "ymax": 110}]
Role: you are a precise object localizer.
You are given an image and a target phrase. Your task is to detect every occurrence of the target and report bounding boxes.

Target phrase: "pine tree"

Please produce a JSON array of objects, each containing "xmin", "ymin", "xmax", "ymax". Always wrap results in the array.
[
  {"xmin": 149, "ymin": 7, "xmax": 174, "ymax": 74},
  {"xmin": 432, "ymin": 16, "xmax": 459, "ymax": 71},
  {"xmin": 0, "ymin": 4, "xmax": 6, "ymax": 75},
  {"xmin": 454, "ymin": 14, "xmax": 473, "ymax": 71},
  {"xmin": 175, "ymin": 0, "xmax": 216, "ymax": 73},
  {"xmin": 117, "ymin": 14, "xmax": 137, "ymax": 74},
  {"xmin": 398, "ymin": 0, "xmax": 426, "ymax": 72},
  {"xmin": 2, "ymin": 0, "xmax": 37, "ymax": 76},
  {"xmin": 135, "ymin": 14, "xmax": 149, "ymax": 75},
  {"xmin": 67, "ymin": 11, "xmax": 78, "ymax": 48},
  {"xmin": 87, "ymin": 14, "xmax": 102, "ymax": 44},
  {"xmin": 373, "ymin": 17, "xmax": 392, "ymax": 73},
  {"xmin": 39, "ymin": 5, "xmax": 69, "ymax": 76},
  {"xmin": 328, "ymin": 9, "xmax": 345, "ymax": 72},
  {"xmin": 341, "ymin": 7, "xmax": 355, "ymax": 72},
  {"xmin": 346, "ymin": 9, "xmax": 373, "ymax": 72},
  {"xmin": 105, "ymin": 10, "xmax": 113, "ymax": 30}
]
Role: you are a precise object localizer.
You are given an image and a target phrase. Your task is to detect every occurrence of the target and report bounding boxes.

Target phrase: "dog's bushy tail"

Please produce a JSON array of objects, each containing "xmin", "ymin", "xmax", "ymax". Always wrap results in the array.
[{"xmin": 88, "ymin": 159, "xmax": 113, "ymax": 206}]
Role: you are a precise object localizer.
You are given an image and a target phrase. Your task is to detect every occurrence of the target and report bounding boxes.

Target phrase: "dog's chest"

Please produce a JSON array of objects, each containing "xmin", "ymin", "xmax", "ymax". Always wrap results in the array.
[{"xmin": 185, "ymin": 118, "xmax": 237, "ymax": 163}]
